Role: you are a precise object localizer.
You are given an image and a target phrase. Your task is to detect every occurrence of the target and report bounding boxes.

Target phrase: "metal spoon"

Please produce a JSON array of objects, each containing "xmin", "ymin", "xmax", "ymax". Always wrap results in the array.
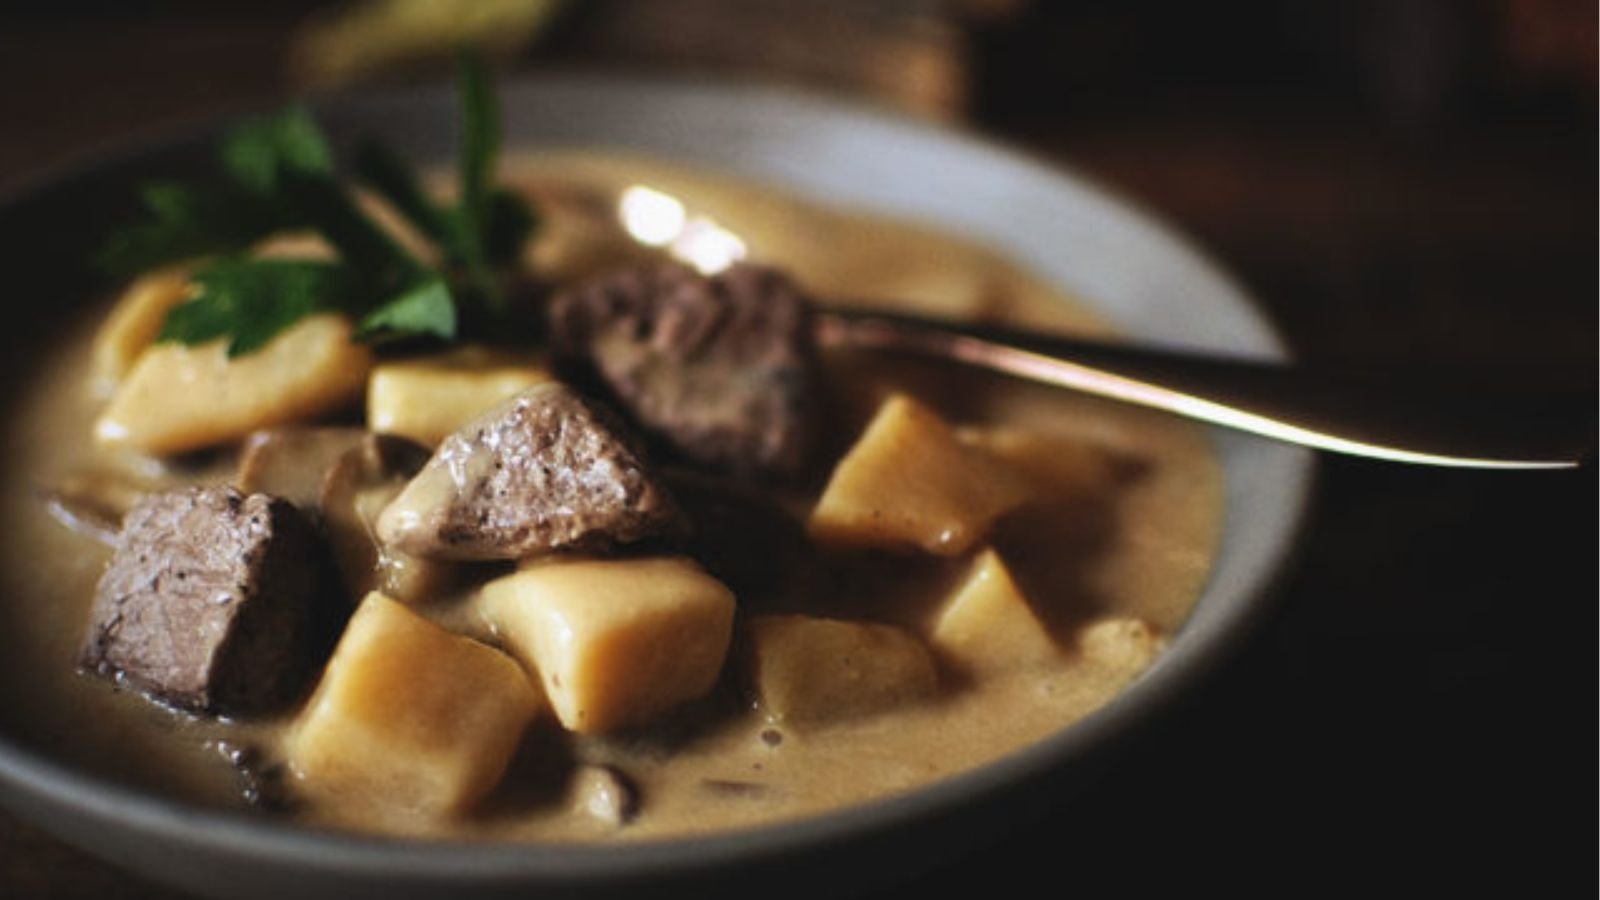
[
  {"xmin": 815, "ymin": 309, "xmax": 1592, "ymax": 470},
  {"xmin": 616, "ymin": 186, "xmax": 1594, "ymax": 470}
]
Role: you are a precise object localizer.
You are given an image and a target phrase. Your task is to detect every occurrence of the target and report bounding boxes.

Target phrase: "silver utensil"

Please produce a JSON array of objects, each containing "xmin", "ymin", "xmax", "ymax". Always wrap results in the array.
[
  {"xmin": 618, "ymin": 185, "xmax": 1593, "ymax": 470},
  {"xmin": 815, "ymin": 308, "xmax": 1593, "ymax": 470}
]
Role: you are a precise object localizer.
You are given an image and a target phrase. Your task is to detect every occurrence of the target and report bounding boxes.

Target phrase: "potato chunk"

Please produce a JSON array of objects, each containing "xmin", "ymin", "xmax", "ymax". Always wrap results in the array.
[
  {"xmin": 954, "ymin": 425, "xmax": 1115, "ymax": 503},
  {"xmin": 1078, "ymin": 616, "xmax": 1165, "ymax": 672},
  {"xmin": 477, "ymin": 557, "xmax": 735, "ymax": 734},
  {"xmin": 807, "ymin": 394, "xmax": 1031, "ymax": 556},
  {"xmin": 367, "ymin": 346, "xmax": 551, "ymax": 446},
  {"xmin": 930, "ymin": 549, "xmax": 1060, "ymax": 678},
  {"xmin": 288, "ymin": 592, "xmax": 540, "ymax": 815},
  {"xmin": 88, "ymin": 267, "xmax": 194, "ymax": 394},
  {"xmin": 95, "ymin": 314, "xmax": 372, "ymax": 455},
  {"xmin": 744, "ymin": 614, "xmax": 938, "ymax": 726}
]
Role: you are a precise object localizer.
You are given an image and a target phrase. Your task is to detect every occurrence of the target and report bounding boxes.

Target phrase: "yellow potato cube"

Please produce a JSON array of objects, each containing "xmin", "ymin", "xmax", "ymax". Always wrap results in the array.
[
  {"xmin": 95, "ymin": 314, "xmax": 372, "ymax": 455},
  {"xmin": 807, "ymin": 393, "xmax": 1032, "ymax": 556},
  {"xmin": 744, "ymin": 614, "xmax": 938, "ymax": 726},
  {"xmin": 930, "ymin": 548, "xmax": 1060, "ymax": 677},
  {"xmin": 477, "ymin": 557, "xmax": 736, "ymax": 734},
  {"xmin": 288, "ymin": 592, "xmax": 541, "ymax": 815},
  {"xmin": 1078, "ymin": 616, "xmax": 1165, "ymax": 672},
  {"xmin": 89, "ymin": 267, "xmax": 194, "ymax": 395},
  {"xmin": 954, "ymin": 425, "xmax": 1115, "ymax": 504},
  {"xmin": 367, "ymin": 346, "xmax": 551, "ymax": 446}
]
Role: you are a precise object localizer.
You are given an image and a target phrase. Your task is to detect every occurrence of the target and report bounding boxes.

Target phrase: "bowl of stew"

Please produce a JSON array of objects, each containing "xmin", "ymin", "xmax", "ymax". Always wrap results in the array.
[{"xmin": 0, "ymin": 72, "xmax": 1312, "ymax": 899}]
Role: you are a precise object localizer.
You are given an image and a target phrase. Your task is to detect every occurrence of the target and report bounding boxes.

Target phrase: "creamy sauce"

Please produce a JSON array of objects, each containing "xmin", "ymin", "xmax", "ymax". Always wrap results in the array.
[{"xmin": 0, "ymin": 154, "xmax": 1222, "ymax": 842}]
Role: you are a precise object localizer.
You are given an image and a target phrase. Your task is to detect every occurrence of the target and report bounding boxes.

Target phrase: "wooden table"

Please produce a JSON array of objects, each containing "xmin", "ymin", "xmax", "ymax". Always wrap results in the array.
[{"xmin": 1, "ymin": 4, "xmax": 1592, "ymax": 896}]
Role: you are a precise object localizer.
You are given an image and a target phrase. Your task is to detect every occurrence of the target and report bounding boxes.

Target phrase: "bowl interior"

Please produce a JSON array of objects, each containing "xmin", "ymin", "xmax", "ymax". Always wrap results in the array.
[{"xmin": 0, "ymin": 74, "xmax": 1312, "ymax": 899}]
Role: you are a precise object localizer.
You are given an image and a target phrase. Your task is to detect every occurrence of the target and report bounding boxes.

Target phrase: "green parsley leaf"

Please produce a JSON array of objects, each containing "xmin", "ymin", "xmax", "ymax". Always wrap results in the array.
[
  {"xmin": 353, "ymin": 139, "xmax": 459, "ymax": 254},
  {"xmin": 96, "ymin": 181, "xmax": 276, "ymax": 276},
  {"xmin": 221, "ymin": 106, "xmax": 334, "ymax": 193},
  {"xmin": 484, "ymin": 189, "xmax": 537, "ymax": 267},
  {"xmin": 454, "ymin": 48, "xmax": 502, "ymax": 310},
  {"xmin": 158, "ymin": 259, "xmax": 353, "ymax": 357},
  {"xmin": 110, "ymin": 52, "xmax": 536, "ymax": 359},
  {"xmin": 278, "ymin": 168, "xmax": 426, "ymax": 294},
  {"xmin": 356, "ymin": 141, "xmax": 536, "ymax": 272},
  {"xmin": 356, "ymin": 277, "xmax": 457, "ymax": 343},
  {"xmin": 97, "ymin": 108, "xmax": 336, "ymax": 276},
  {"xmin": 457, "ymin": 49, "xmax": 499, "ymax": 242}
]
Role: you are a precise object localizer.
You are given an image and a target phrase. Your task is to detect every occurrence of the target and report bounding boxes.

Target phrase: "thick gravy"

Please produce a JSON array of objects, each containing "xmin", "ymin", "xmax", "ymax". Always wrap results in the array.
[{"xmin": 0, "ymin": 154, "xmax": 1222, "ymax": 841}]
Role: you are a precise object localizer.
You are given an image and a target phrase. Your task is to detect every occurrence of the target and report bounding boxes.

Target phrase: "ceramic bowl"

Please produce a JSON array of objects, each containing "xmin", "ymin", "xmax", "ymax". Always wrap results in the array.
[{"xmin": 0, "ymin": 73, "xmax": 1313, "ymax": 900}]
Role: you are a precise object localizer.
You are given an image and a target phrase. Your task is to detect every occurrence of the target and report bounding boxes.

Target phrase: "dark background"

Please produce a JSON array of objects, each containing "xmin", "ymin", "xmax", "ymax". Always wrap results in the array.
[{"xmin": 1, "ymin": 1, "xmax": 1594, "ymax": 896}]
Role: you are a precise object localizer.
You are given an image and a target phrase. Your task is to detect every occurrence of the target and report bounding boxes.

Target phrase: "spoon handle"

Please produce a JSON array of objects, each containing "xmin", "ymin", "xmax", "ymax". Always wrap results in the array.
[{"xmin": 815, "ymin": 309, "xmax": 1594, "ymax": 470}]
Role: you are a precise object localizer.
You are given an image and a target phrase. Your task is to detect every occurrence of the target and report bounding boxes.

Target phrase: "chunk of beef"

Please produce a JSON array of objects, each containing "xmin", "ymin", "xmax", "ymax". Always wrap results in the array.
[
  {"xmin": 548, "ymin": 262, "xmax": 818, "ymax": 477},
  {"xmin": 375, "ymin": 382, "xmax": 683, "ymax": 561},
  {"xmin": 79, "ymin": 486, "xmax": 325, "ymax": 714}
]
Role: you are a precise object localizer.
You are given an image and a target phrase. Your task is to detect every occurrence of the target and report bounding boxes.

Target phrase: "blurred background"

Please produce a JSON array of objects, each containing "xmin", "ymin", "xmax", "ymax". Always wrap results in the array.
[{"xmin": 1, "ymin": 1, "xmax": 1594, "ymax": 897}]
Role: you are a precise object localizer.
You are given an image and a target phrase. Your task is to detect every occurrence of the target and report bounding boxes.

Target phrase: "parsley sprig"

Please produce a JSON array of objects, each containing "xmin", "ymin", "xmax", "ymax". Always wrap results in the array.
[{"xmin": 98, "ymin": 51, "xmax": 534, "ymax": 358}]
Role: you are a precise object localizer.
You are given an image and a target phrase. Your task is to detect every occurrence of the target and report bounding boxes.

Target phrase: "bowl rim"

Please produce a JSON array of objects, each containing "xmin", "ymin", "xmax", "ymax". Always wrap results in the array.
[{"xmin": 0, "ymin": 69, "xmax": 1316, "ymax": 889}]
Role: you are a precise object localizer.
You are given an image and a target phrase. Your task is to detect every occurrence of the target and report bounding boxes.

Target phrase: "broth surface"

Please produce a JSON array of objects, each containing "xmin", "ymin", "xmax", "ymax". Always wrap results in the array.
[{"xmin": 0, "ymin": 154, "xmax": 1222, "ymax": 841}]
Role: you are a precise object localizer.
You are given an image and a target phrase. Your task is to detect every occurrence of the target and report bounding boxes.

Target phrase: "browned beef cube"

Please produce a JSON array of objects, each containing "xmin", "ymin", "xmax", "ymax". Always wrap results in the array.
[
  {"xmin": 376, "ymin": 382, "xmax": 684, "ymax": 561},
  {"xmin": 548, "ymin": 262, "xmax": 818, "ymax": 477},
  {"xmin": 79, "ymin": 486, "xmax": 324, "ymax": 714}
]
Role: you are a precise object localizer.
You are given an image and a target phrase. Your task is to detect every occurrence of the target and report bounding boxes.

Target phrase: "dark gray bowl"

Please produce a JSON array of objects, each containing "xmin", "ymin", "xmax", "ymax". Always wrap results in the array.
[{"xmin": 0, "ymin": 74, "xmax": 1313, "ymax": 899}]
